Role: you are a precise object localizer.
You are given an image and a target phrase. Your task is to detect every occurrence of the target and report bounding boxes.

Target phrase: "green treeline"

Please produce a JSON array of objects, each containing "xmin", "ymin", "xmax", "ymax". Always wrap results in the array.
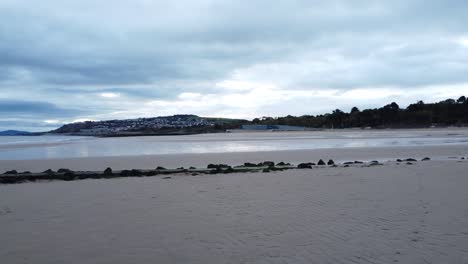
[{"xmin": 249, "ymin": 96, "xmax": 468, "ymax": 129}]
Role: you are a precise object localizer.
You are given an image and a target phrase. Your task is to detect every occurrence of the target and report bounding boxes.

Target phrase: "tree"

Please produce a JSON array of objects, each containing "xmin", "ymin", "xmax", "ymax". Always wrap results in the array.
[{"xmin": 350, "ymin": 107, "xmax": 360, "ymax": 114}]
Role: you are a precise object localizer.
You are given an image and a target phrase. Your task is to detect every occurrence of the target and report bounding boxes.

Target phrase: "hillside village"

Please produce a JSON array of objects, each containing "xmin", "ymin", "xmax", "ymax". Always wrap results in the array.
[{"xmin": 52, "ymin": 115, "xmax": 219, "ymax": 136}]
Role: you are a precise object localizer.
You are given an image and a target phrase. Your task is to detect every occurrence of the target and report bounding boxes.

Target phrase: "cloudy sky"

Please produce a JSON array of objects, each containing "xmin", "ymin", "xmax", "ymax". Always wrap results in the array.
[{"xmin": 1, "ymin": 0, "xmax": 468, "ymax": 131}]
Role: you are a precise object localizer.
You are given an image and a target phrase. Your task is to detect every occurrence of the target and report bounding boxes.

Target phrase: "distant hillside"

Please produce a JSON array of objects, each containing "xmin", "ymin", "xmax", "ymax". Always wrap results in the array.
[
  {"xmin": 50, "ymin": 96, "xmax": 468, "ymax": 137},
  {"xmin": 0, "ymin": 130, "xmax": 32, "ymax": 136},
  {"xmin": 51, "ymin": 115, "xmax": 247, "ymax": 136}
]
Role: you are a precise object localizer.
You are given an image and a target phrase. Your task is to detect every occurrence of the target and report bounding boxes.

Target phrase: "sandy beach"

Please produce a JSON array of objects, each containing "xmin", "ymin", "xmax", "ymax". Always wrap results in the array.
[{"xmin": 1, "ymin": 159, "xmax": 468, "ymax": 263}]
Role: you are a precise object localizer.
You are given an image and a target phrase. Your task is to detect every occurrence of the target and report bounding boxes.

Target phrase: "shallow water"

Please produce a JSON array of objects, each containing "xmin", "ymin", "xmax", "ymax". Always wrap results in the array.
[{"xmin": 1, "ymin": 129, "xmax": 468, "ymax": 160}]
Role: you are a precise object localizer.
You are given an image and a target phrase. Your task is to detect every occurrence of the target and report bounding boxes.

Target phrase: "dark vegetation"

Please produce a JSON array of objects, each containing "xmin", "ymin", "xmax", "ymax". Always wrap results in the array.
[{"xmin": 250, "ymin": 96, "xmax": 468, "ymax": 128}]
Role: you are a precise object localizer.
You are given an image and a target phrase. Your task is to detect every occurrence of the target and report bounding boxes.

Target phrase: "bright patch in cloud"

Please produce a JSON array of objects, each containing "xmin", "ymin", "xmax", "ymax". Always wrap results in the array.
[
  {"xmin": 100, "ymin": 92, "xmax": 120, "ymax": 98},
  {"xmin": 44, "ymin": 119, "xmax": 61, "ymax": 124},
  {"xmin": 457, "ymin": 37, "xmax": 468, "ymax": 47}
]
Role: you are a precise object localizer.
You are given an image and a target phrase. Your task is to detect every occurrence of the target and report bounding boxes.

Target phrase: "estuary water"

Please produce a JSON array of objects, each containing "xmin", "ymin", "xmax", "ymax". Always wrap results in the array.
[{"xmin": 1, "ymin": 129, "xmax": 468, "ymax": 160}]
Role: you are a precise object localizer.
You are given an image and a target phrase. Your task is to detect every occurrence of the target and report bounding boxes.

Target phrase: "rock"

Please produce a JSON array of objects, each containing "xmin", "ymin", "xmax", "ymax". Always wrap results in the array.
[
  {"xmin": 344, "ymin": 162, "xmax": 354, "ymax": 165},
  {"xmin": 244, "ymin": 162, "xmax": 258, "ymax": 167},
  {"xmin": 131, "ymin": 169, "xmax": 143, "ymax": 176},
  {"xmin": 354, "ymin": 161, "xmax": 363, "ymax": 164},
  {"xmin": 3, "ymin": 170, "xmax": 18, "ymax": 174},
  {"xmin": 261, "ymin": 161, "xmax": 275, "ymax": 167},
  {"xmin": 396, "ymin": 159, "xmax": 403, "ymax": 162},
  {"xmin": 327, "ymin": 159, "xmax": 335, "ymax": 165},
  {"xmin": 262, "ymin": 168, "xmax": 270, "ymax": 173},
  {"xmin": 57, "ymin": 168, "xmax": 72, "ymax": 173},
  {"xmin": 223, "ymin": 167, "xmax": 235, "ymax": 173},
  {"xmin": 156, "ymin": 166, "xmax": 166, "ymax": 170},
  {"xmin": 103, "ymin": 167, "xmax": 113, "ymax": 176},
  {"xmin": 162, "ymin": 176, "xmax": 172, "ymax": 179},
  {"xmin": 297, "ymin": 163, "xmax": 313, "ymax": 169},
  {"xmin": 421, "ymin": 157, "xmax": 431, "ymax": 161},
  {"xmin": 317, "ymin": 159, "xmax": 326, "ymax": 165},
  {"xmin": 120, "ymin": 170, "xmax": 131, "ymax": 176},
  {"xmin": 277, "ymin": 161, "xmax": 290, "ymax": 166},
  {"xmin": 207, "ymin": 164, "xmax": 229, "ymax": 169},
  {"xmin": 370, "ymin": 160, "xmax": 379, "ymax": 163},
  {"xmin": 189, "ymin": 166, "xmax": 196, "ymax": 170},
  {"xmin": 405, "ymin": 158, "xmax": 417, "ymax": 162},
  {"xmin": 62, "ymin": 171, "xmax": 75, "ymax": 181},
  {"xmin": 42, "ymin": 169, "xmax": 55, "ymax": 174},
  {"xmin": 461, "ymin": 157, "xmax": 465, "ymax": 160},
  {"xmin": 406, "ymin": 162, "xmax": 413, "ymax": 165},
  {"xmin": 21, "ymin": 171, "xmax": 31, "ymax": 174}
]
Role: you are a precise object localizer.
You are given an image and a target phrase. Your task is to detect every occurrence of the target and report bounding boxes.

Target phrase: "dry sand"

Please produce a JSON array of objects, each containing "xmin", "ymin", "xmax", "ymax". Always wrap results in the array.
[
  {"xmin": 1, "ymin": 159, "xmax": 468, "ymax": 263},
  {"xmin": 0, "ymin": 144, "xmax": 467, "ymax": 172}
]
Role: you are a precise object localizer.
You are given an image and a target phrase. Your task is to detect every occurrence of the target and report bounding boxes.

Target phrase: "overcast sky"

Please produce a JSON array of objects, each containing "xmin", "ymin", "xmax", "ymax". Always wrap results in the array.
[{"xmin": 1, "ymin": 0, "xmax": 468, "ymax": 131}]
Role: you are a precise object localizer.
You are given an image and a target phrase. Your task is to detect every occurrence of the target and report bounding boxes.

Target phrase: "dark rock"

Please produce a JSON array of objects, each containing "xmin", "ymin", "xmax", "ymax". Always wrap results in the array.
[
  {"xmin": 62, "ymin": 171, "xmax": 75, "ymax": 181},
  {"xmin": 317, "ymin": 159, "xmax": 326, "ymax": 165},
  {"xmin": 354, "ymin": 161, "xmax": 364, "ymax": 164},
  {"xmin": 21, "ymin": 171, "xmax": 31, "ymax": 174},
  {"xmin": 298, "ymin": 163, "xmax": 313, "ymax": 169},
  {"xmin": 3, "ymin": 170, "xmax": 18, "ymax": 174},
  {"xmin": 146, "ymin": 171, "xmax": 158, "ymax": 176},
  {"xmin": 103, "ymin": 167, "xmax": 113, "ymax": 176},
  {"xmin": 189, "ymin": 166, "xmax": 196, "ymax": 170},
  {"xmin": 57, "ymin": 168, "xmax": 72, "ymax": 173},
  {"xmin": 177, "ymin": 167, "xmax": 184, "ymax": 170},
  {"xmin": 261, "ymin": 161, "xmax": 275, "ymax": 167},
  {"xmin": 223, "ymin": 167, "xmax": 235, "ymax": 173},
  {"xmin": 243, "ymin": 162, "xmax": 258, "ymax": 167},
  {"xmin": 162, "ymin": 176, "xmax": 172, "ymax": 179},
  {"xmin": 370, "ymin": 160, "xmax": 379, "ymax": 163},
  {"xmin": 120, "ymin": 170, "xmax": 131, "ymax": 176},
  {"xmin": 156, "ymin": 166, "xmax": 166, "ymax": 170},
  {"xmin": 396, "ymin": 159, "xmax": 403, "ymax": 162},
  {"xmin": 262, "ymin": 168, "xmax": 270, "ymax": 173},
  {"xmin": 131, "ymin": 169, "xmax": 143, "ymax": 176},
  {"xmin": 421, "ymin": 157, "xmax": 431, "ymax": 161},
  {"xmin": 327, "ymin": 159, "xmax": 335, "ymax": 165},
  {"xmin": 207, "ymin": 164, "xmax": 230, "ymax": 169},
  {"xmin": 43, "ymin": 169, "xmax": 55, "ymax": 174},
  {"xmin": 277, "ymin": 161, "xmax": 291, "ymax": 166},
  {"xmin": 406, "ymin": 162, "xmax": 413, "ymax": 165},
  {"xmin": 405, "ymin": 158, "xmax": 417, "ymax": 162}
]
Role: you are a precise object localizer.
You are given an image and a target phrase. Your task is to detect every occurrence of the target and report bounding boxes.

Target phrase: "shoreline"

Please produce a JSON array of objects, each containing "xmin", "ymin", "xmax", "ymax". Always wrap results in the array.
[{"xmin": 1, "ymin": 144, "xmax": 467, "ymax": 172}]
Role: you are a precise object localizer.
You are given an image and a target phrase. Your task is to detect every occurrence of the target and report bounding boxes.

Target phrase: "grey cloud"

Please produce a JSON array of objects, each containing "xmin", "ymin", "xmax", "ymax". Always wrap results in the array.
[
  {"xmin": 0, "ymin": 100, "xmax": 86, "ymax": 118},
  {"xmin": 0, "ymin": 0, "xmax": 468, "ymax": 126}
]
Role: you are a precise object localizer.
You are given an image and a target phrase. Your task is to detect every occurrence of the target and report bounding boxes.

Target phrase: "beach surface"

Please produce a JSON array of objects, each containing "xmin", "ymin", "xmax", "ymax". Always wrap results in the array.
[{"xmin": 1, "ymin": 159, "xmax": 468, "ymax": 263}]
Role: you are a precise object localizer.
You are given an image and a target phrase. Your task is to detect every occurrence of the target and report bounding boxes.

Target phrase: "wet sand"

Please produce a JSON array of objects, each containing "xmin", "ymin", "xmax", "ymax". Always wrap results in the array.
[
  {"xmin": 0, "ymin": 144, "xmax": 467, "ymax": 172},
  {"xmin": 1, "ymin": 160, "xmax": 468, "ymax": 263}
]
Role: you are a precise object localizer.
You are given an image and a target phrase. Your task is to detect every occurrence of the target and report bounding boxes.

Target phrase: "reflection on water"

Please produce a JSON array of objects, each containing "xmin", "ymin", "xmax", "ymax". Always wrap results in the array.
[{"xmin": 1, "ymin": 129, "xmax": 468, "ymax": 160}]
